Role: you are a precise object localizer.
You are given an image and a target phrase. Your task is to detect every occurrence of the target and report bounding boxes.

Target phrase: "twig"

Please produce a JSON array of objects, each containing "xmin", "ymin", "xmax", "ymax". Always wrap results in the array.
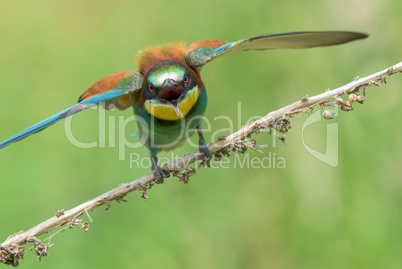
[{"xmin": 1, "ymin": 61, "xmax": 401, "ymax": 267}]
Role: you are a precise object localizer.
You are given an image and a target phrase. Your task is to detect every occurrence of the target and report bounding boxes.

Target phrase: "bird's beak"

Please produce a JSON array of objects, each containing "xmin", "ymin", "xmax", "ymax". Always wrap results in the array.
[
  {"xmin": 170, "ymin": 94, "xmax": 185, "ymax": 116},
  {"xmin": 163, "ymin": 78, "xmax": 175, "ymax": 87},
  {"xmin": 155, "ymin": 97, "xmax": 183, "ymax": 116},
  {"xmin": 156, "ymin": 80, "xmax": 187, "ymax": 116}
]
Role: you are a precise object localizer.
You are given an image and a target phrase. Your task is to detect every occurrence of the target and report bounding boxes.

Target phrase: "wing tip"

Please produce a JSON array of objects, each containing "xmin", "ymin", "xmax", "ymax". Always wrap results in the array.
[{"xmin": 354, "ymin": 32, "xmax": 369, "ymax": 40}]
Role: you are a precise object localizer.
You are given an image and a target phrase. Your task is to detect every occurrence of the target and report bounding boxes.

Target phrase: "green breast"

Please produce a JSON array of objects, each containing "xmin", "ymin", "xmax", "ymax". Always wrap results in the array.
[{"xmin": 133, "ymin": 85, "xmax": 208, "ymax": 155}]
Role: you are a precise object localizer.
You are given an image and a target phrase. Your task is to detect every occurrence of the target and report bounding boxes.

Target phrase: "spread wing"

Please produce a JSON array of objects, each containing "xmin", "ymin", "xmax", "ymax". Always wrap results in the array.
[
  {"xmin": 0, "ymin": 71, "xmax": 143, "ymax": 149},
  {"xmin": 185, "ymin": 31, "xmax": 368, "ymax": 68}
]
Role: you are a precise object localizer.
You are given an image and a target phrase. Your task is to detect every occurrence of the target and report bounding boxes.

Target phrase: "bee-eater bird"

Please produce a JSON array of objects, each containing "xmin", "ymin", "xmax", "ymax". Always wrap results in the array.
[{"xmin": 0, "ymin": 31, "xmax": 367, "ymax": 182}]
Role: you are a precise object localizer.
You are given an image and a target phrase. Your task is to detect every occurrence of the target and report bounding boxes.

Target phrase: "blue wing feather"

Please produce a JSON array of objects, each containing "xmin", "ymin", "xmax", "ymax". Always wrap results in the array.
[
  {"xmin": 0, "ymin": 107, "xmax": 74, "ymax": 149},
  {"xmin": 0, "ymin": 85, "xmax": 142, "ymax": 149}
]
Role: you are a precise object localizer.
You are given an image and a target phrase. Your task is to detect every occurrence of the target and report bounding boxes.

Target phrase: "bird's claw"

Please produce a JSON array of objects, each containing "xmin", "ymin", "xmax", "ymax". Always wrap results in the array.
[
  {"xmin": 153, "ymin": 165, "xmax": 170, "ymax": 184},
  {"xmin": 199, "ymin": 146, "xmax": 212, "ymax": 166}
]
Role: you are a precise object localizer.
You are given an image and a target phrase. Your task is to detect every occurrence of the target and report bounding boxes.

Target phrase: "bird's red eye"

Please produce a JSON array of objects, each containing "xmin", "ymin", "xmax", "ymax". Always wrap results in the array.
[
  {"xmin": 149, "ymin": 84, "xmax": 155, "ymax": 92},
  {"xmin": 183, "ymin": 74, "xmax": 189, "ymax": 83}
]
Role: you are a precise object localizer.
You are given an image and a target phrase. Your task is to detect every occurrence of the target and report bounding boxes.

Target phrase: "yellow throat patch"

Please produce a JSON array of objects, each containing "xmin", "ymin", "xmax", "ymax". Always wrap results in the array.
[{"xmin": 144, "ymin": 86, "xmax": 199, "ymax": 121}]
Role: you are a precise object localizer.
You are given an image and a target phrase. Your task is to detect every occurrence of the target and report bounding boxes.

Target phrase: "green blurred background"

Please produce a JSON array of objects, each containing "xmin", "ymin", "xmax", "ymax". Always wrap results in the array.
[{"xmin": 0, "ymin": 0, "xmax": 401, "ymax": 268}]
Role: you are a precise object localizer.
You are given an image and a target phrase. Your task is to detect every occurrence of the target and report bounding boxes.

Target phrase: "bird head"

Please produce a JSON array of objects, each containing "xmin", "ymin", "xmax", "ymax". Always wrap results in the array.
[{"xmin": 142, "ymin": 60, "xmax": 200, "ymax": 121}]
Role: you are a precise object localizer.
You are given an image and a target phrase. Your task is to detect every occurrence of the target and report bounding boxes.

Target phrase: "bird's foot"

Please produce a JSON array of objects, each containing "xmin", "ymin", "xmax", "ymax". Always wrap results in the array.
[
  {"xmin": 153, "ymin": 165, "xmax": 170, "ymax": 184},
  {"xmin": 196, "ymin": 123, "xmax": 212, "ymax": 167},
  {"xmin": 199, "ymin": 146, "xmax": 212, "ymax": 167},
  {"xmin": 151, "ymin": 156, "xmax": 170, "ymax": 184}
]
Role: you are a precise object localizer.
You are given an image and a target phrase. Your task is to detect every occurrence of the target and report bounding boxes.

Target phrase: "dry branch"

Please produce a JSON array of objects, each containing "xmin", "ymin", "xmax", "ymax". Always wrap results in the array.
[{"xmin": 1, "ymin": 61, "xmax": 401, "ymax": 267}]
